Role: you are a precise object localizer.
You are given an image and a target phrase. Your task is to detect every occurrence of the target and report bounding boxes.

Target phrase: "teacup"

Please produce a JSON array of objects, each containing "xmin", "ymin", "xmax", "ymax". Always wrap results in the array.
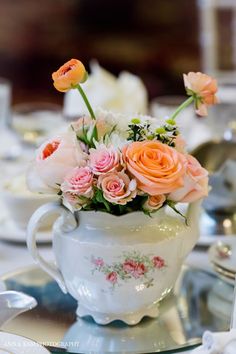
[{"xmin": 1, "ymin": 175, "xmax": 57, "ymax": 229}]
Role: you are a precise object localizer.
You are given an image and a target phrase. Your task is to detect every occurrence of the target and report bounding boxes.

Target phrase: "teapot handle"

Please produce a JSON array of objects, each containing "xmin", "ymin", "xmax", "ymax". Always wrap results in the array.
[{"xmin": 27, "ymin": 202, "xmax": 77, "ymax": 294}]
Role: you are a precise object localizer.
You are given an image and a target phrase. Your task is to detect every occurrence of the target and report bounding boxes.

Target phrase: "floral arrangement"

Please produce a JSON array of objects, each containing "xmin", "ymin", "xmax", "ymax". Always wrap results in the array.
[{"xmin": 27, "ymin": 59, "xmax": 218, "ymax": 218}]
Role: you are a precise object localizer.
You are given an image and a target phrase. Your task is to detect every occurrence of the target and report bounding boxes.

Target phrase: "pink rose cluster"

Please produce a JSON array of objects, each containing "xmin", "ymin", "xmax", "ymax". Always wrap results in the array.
[
  {"xmin": 105, "ymin": 256, "xmax": 166, "ymax": 285},
  {"xmin": 60, "ymin": 143, "xmax": 137, "ymax": 210},
  {"xmin": 27, "ymin": 124, "xmax": 208, "ymax": 213}
]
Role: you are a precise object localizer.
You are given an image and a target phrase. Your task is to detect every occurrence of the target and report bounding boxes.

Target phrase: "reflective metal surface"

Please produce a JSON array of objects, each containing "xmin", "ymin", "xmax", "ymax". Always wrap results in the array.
[
  {"xmin": 0, "ymin": 265, "xmax": 232, "ymax": 353},
  {"xmin": 192, "ymin": 140, "xmax": 236, "ymax": 174},
  {"xmin": 193, "ymin": 139, "xmax": 236, "ymax": 235}
]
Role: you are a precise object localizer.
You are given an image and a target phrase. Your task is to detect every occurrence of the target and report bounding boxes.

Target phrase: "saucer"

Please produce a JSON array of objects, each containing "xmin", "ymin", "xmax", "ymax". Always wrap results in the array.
[
  {"xmin": 208, "ymin": 236, "xmax": 236, "ymax": 274},
  {"xmin": 212, "ymin": 264, "xmax": 235, "ymax": 286},
  {"xmin": 0, "ymin": 331, "xmax": 50, "ymax": 354},
  {"xmin": 0, "ymin": 216, "xmax": 51, "ymax": 244}
]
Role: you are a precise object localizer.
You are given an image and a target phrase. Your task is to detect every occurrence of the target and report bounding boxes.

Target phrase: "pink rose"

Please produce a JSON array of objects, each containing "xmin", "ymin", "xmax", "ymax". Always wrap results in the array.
[
  {"xmin": 92, "ymin": 257, "xmax": 104, "ymax": 267},
  {"xmin": 89, "ymin": 145, "xmax": 120, "ymax": 175},
  {"xmin": 143, "ymin": 195, "xmax": 166, "ymax": 212},
  {"xmin": 133, "ymin": 263, "xmax": 147, "ymax": 278},
  {"xmin": 62, "ymin": 192, "xmax": 89, "ymax": 211},
  {"xmin": 98, "ymin": 171, "xmax": 137, "ymax": 205},
  {"xmin": 106, "ymin": 271, "xmax": 117, "ymax": 284},
  {"xmin": 152, "ymin": 256, "xmax": 165, "ymax": 269},
  {"xmin": 169, "ymin": 154, "xmax": 208, "ymax": 203},
  {"xmin": 27, "ymin": 131, "xmax": 87, "ymax": 193},
  {"xmin": 123, "ymin": 260, "xmax": 147, "ymax": 278},
  {"xmin": 61, "ymin": 167, "xmax": 93, "ymax": 198},
  {"xmin": 123, "ymin": 260, "xmax": 137, "ymax": 273}
]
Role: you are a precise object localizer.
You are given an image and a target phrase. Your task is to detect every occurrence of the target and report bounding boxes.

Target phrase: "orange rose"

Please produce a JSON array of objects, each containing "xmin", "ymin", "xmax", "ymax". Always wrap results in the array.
[
  {"xmin": 143, "ymin": 194, "xmax": 166, "ymax": 212},
  {"xmin": 123, "ymin": 141, "xmax": 187, "ymax": 195},
  {"xmin": 52, "ymin": 59, "xmax": 87, "ymax": 92},
  {"xmin": 184, "ymin": 72, "xmax": 218, "ymax": 116}
]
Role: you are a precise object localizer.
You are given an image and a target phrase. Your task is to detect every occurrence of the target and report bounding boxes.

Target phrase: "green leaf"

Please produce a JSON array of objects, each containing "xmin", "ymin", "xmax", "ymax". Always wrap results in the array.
[
  {"xmin": 166, "ymin": 200, "xmax": 188, "ymax": 225},
  {"xmin": 94, "ymin": 188, "xmax": 111, "ymax": 212},
  {"xmin": 118, "ymin": 204, "xmax": 126, "ymax": 215},
  {"xmin": 89, "ymin": 124, "xmax": 98, "ymax": 147},
  {"xmin": 142, "ymin": 208, "xmax": 152, "ymax": 217}
]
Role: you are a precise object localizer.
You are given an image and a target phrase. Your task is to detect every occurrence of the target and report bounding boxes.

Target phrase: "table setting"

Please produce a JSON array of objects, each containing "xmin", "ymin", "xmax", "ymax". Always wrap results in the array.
[{"xmin": 0, "ymin": 58, "xmax": 235, "ymax": 354}]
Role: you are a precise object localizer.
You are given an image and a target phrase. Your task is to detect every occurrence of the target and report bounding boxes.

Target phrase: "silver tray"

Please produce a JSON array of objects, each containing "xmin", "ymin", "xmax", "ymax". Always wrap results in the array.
[{"xmin": 0, "ymin": 265, "xmax": 233, "ymax": 354}]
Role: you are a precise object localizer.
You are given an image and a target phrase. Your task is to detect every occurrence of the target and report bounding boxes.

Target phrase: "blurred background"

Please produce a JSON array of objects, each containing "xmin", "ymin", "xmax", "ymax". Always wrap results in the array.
[{"xmin": 0, "ymin": 0, "xmax": 206, "ymax": 104}]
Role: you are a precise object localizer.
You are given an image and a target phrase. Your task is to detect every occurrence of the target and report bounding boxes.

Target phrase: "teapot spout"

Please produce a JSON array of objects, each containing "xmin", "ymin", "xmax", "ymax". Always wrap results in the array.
[
  {"xmin": 180, "ymin": 199, "xmax": 202, "ymax": 258},
  {"xmin": 186, "ymin": 199, "xmax": 202, "ymax": 229},
  {"xmin": 0, "ymin": 291, "xmax": 37, "ymax": 328}
]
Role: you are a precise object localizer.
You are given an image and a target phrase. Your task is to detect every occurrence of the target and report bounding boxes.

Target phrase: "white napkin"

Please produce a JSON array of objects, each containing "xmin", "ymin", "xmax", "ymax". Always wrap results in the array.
[
  {"xmin": 63, "ymin": 61, "xmax": 148, "ymax": 118},
  {"xmin": 192, "ymin": 330, "xmax": 236, "ymax": 354}
]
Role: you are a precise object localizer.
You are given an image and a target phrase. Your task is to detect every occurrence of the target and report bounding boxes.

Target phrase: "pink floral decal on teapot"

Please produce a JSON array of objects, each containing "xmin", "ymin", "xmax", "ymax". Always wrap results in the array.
[{"xmin": 91, "ymin": 251, "xmax": 166, "ymax": 289}]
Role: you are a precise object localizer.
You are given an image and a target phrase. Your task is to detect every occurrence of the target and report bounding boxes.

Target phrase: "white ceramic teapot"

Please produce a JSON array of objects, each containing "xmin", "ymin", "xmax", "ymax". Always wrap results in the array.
[{"xmin": 27, "ymin": 200, "xmax": 201, "ymax": 325}]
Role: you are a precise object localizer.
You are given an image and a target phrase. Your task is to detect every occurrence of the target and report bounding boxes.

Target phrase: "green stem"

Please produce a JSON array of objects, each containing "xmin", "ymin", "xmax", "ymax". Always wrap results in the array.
[
  {"xmin": 169, "ymin": 96, "xmax": 194, "ymax": 121},
  {"xmin": 76, "ymin": 84, "xmax": 96, "ymax": 120}
]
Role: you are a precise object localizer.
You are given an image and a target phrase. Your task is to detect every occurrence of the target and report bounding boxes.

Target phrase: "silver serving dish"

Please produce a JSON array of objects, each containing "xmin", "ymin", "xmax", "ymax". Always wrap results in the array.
[
  {"xmin": 0, "ymin": 265, "xmax": 232, "ymax": 354},
  {"xmin": 192, "ymin": 137, "xmax": 236, "ymax": 235}
]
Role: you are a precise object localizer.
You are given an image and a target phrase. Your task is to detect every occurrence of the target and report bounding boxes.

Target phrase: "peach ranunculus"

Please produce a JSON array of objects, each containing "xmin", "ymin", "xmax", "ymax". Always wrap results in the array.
[
  {"xmin": 169, "ymin": 154, "xmax": 208, "ymax": 203},
  {"xmin": 184, "ymin": 72, "xmax": 218, "ymax": 116},
  {"xmin": 89, "ymin": 145, "xmax": 120, "ymax": 175},
  {"xmin": 27, "ymin": 131, "xmax": 87, "ymax": 194},
  {"xmin": 143, "ymin": 195, "xmax": 166, "ymax": 212},
  {"xmin": 98, "ymin": 170, "xmax": 137, "ymax": 205},
  {"xmin": 52, "ymin": 59, "xmax": 87, "ymax": 92},
  {"xmin": 123, "ymin": 141, "xmax": 187, "ymax": 195},
  {"xmin": 61, "ymin": 166, "xmax": 94, "ymax": 198}
]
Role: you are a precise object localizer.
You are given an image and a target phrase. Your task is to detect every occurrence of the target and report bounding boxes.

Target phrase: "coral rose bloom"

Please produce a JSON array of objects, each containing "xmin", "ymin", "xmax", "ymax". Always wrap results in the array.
[
  {"xmin": 52, "ymin": 59, "xmax": 87, "ymax": 92},
  {"xmin": 184, "ymin": 72, "xmax": 218, "ymax": 116},
  {"xmin": 27, "ymin": 131, "xmax": 87, "ymax": 193},
  {"xmin": 123, "ymin": 141, "xmax": 186, "ymax": 195}
]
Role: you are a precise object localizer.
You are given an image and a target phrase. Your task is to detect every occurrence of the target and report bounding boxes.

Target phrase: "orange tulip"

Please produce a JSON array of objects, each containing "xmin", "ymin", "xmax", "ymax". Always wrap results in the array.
[
  {"xmin": 52, "ymin": 59, "xmax": 87, "ymax": 92},
  {"xmin": 183, "ymin": 72, "xmax": 218, "ymax": 116}
]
